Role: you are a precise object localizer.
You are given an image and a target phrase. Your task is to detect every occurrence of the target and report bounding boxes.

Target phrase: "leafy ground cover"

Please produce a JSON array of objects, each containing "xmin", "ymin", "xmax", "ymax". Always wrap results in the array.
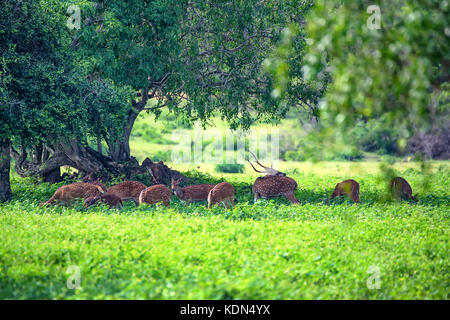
[{"xmin": 1, "ymin": 162, "xmax": 448, "ymax": 299}]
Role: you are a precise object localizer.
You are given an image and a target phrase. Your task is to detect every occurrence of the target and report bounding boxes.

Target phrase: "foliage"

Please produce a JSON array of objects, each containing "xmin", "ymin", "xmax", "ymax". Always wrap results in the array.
[
  {"xmin": 0, "ymin": 0, "xmax": 130, "ymax": 146},
  {"xmin": 264, "ymin": 0, "xmax": 449, "ymax": 159},
  {"xmin": 70, "ymin": 0, "xmax": 322, "ymax": 131},
  {"xmin": 347, "ymin": 118, "xmax": 402, "ymax": 156},
  {"xmin": 1, "ymin": 164, "xmax": 448, "ymax": 299},
  {"xmin": 214, "ymin": 163, "xmax": 244, "ymax": 174},
  {"xmin": 302, "ymin": 0, "xmax": 449, "ymax": 137}
]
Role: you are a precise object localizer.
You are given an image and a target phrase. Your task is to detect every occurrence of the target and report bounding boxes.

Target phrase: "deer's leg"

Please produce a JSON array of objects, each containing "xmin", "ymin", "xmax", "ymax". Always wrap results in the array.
[
  {"xmin": 254, "ymin": 192, "xmax": 260, "ymax": 203},
  {"xmin": 284, "ymin": 192, "xmax": 300, "ymax": 204},
  {"xmin": 163, "ymin": 199, "xmax": 170, "ymax": 207},
  {"xmin": 353, "ymin": 185, "xmax": 360, "ymax": 203}
]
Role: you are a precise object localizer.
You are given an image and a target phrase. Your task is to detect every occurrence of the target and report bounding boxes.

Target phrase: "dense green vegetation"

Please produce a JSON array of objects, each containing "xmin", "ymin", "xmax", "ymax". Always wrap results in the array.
[
  {"xmin": 1, "ymin": 163, "xmax": 448, "ymax": 299},
  {"xmin": 1, "ymin": 0, "xmax": 448, "ymax": 301}
]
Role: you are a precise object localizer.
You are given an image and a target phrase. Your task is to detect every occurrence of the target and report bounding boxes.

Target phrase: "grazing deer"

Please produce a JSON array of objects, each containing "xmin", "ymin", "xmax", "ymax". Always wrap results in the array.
[
  {"xmin": 207, "ymin": 182, "xmax": 235, "ymax": 209},
  {"xmin": 248, "ymin": 151, "xmax": 286, "ymax": 176},
  {"xmin": 105, "ymin": 181, "xmax": 147, "ymax": 205},
  {"xmin": 139, "ymin": 184, "xmax": 171, "ymax": 207},
  {"xmin": 329, "ymin": 179, "xmax": 360, "ymax": 203},
  {"xmin": 390, "ymin": 177, "xmax": 417, "ymax": 201},
  {"xmin": 40, "ymin": 182, "xmax": 104, "ymax": 206},
  {"xmin": 248, "ymin": 152, "xmax": 298, "ymax": 204},
  {"xmin": 171, "ymin": 178, "xmax": 215, "ymax": 203},
  {"xmin": 84, "ymin": 194, "xmax": 123, "ymax": 209},
  {"xmin": 252, "ymin": 176, "xmax": 299, "ymax": 204}
]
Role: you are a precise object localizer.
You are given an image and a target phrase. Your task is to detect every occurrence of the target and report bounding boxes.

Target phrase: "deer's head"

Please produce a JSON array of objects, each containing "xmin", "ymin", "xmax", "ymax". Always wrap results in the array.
[
  {"xmin": 171, "ymin": 177, "xmax": 182, "ymax": 191},
  {"xmin": 248, "ymin": 151, "xmax": 286, "ymax": 176},
  {"xmin": 84, "ymin": 196, "xmax": 100, "ymax": 207}
]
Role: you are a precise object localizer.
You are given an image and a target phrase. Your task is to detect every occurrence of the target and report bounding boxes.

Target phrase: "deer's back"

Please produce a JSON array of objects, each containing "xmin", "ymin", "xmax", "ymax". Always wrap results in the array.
[
  {"xmin": 177, "ymin": 184, "xmax": 215, "ymax": 200},
  {"xmin": 106, "ymin": 181, "xmax": 147, "ymax": 198},
  {"xmin": 253, "ymin": 176, "xmax": 297, "ymax": 196},
  {"xmin": 139, "ymin": 184, "xmax": 171, "ymax": 203},
  {"xmin": 390, "ymin": 177, "xmax": 412, "ymax": 196},
  {"xmin": 208, "ymin": 182, "xmax": 234, "ymax": 201},
  {"xmin": 58, "ymin": 183, "xmax": 103, "ymax": 199}
]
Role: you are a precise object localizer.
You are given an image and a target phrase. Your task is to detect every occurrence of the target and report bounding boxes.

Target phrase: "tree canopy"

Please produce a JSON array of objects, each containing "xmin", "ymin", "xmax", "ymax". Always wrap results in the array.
[
  {"xmin": 73, "ymin": 0, "xmax": 319, "ymax": 130},
  {"xmin": 302, "ymin": 0, "xmax": 449, "ymax": 137}
]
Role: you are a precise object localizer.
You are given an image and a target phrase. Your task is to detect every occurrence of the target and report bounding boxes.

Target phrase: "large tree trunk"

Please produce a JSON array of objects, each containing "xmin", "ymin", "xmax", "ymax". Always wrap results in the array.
[
  {"xmin": 10, "ymin": 139, "xmax": 185, "ymax": 186},
  {"xmin": 108, "ymin": 109, "xmax": 139, "ymax": 162},
  {"xmin": 108, "ymin": 87, "xmax": 153, "ymax": 162},
  {"xmin": 0, "ymin": 139, "xmax": 12, "ymax": 202}
]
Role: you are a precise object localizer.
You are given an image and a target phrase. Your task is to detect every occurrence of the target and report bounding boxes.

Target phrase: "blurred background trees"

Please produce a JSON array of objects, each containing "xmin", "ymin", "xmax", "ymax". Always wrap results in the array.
[{"xmin": 267, "ymin": 0, "xmax": 449, "ymax": 160}]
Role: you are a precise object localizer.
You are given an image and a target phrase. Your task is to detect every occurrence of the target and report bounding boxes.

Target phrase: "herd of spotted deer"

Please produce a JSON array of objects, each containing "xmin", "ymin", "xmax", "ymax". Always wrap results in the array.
[{"xmin": 40, "ymin": 152, "xmax": 418, "ymax": 210}]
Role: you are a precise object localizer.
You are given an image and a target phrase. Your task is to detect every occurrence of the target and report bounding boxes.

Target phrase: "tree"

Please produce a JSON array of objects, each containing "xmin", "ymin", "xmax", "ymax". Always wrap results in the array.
[
  {"xmin": 0, "ymin": 0, "xmax": 131, "ymax": 200},
  {"xmin": 2, "ymin": 0, "xmax": 324, "ymax": 196},
  {"xmin": 266, "ymin": 0, "xmax": 449, "ymax": 156},
  {"xmin": 73, "ymin": 0, "xmax": 319, "ymax": 160},
  {"xmin": 304, "ymin": 0, "xmax": 449, "ymax": 138}
]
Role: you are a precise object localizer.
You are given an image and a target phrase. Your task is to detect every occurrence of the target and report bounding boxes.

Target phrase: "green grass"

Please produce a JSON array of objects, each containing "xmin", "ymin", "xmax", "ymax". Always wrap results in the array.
[{"xmin": 1, "ymin": 163, "xmax": 449, "ymax": 299}]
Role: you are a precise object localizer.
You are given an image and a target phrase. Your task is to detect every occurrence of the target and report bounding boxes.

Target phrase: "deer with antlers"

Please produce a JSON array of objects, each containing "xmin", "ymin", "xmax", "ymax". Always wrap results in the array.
[
  {"xmin": 247, "ymin": 151, "xmax": 286, "ymax": 177},
  {"xmin": 248, "ymin": 152, "xmax": 300, "ymax": 204}
]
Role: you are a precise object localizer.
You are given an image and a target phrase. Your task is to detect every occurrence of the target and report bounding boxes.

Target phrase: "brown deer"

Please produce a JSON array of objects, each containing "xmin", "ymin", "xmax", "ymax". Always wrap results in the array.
[
  {"xmin": 105, "ymin": 181, "xmax": 147, "ymax": 205},
  {"xmin": 139, "ymin": 184, "xmax": 172, "ymax": 207},
  {"xmin": 252, "ymin": 176, "xmax": 299, "ymax": 204},
  {"xmin": 390, "ymin": 177, "xmax": 417, "ymax": 201},
  {"xmin": 329, "ymin": 179, "xmax": 360, "ymax": 203},
  {"xmin": 247, "ymin": 151, "xmax": 286, "ymax": 177},
  {"xmin": 171, "ymin": 178, "xmax": 215, "ymax": 203},
  {"xmin": 248, "ymin": 152, "xmax": 299, "ymax": 204},
  {"xmin": 207, "ymin": 182, "xmax": 235, "ymax": 209},
  {"xmin": 40, "ymin": 182, "xmax": 104, "ymax": 206},
  {"xmin": 84, "ymin": 194, "xmax": 123, "ymax": 209},
  {"xmin": 88, "ymin": 180, "xmax": 107, "ymax": 193}
]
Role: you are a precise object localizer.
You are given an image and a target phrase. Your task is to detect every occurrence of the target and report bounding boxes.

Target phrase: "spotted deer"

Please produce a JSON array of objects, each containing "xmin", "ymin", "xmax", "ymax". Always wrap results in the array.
[
  {"xmin": 207, "ymin": 182, "xmax": 235, "ymax": 209},
  {"xmin": 139, "ymin": 184, "xmax": 171, "ymax": 207},
  {"xmin": 252, "ymin": 176, "xmax": 299, "ymax": 204},
  {"xmin": 88, "ymin": 180, "xmax": 107, "ymax": 193},
  {"xmin": 248, "ymin": 152, "xmax": 299, "ymax": 204},
  {"xmin": 40, "ymin": 182, "xmax": 104, "ymax": 206},
  {"xmin": 171, "ymin": 178, "xmax": 215, "ymax": 203},
  {"xmin": 84, "ymin": 194, "xmax": 123, "ymax": 209},
  {"xmin": 390, "ymin": 177, "xmax": 417, "ymax": 201},
  {"xmin": 105, "ymin": 181, "xmax": 147, "ymax": 205},
  {"xmin": 329, "ymin": 179, "xmax": 360, "ymax": 203}
]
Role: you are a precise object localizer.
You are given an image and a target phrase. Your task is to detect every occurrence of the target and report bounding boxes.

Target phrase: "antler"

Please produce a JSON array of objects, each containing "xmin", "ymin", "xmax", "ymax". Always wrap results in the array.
[{"xmin": 248, "ymin": 151, "xmax": 281, "ymax": 175}]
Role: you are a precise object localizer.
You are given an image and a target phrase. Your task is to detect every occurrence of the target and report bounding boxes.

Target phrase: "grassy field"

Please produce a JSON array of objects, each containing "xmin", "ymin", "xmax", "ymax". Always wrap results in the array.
[{"xmin": 1, "ymin": 161, "xmax": 449, "ymax": 299}]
